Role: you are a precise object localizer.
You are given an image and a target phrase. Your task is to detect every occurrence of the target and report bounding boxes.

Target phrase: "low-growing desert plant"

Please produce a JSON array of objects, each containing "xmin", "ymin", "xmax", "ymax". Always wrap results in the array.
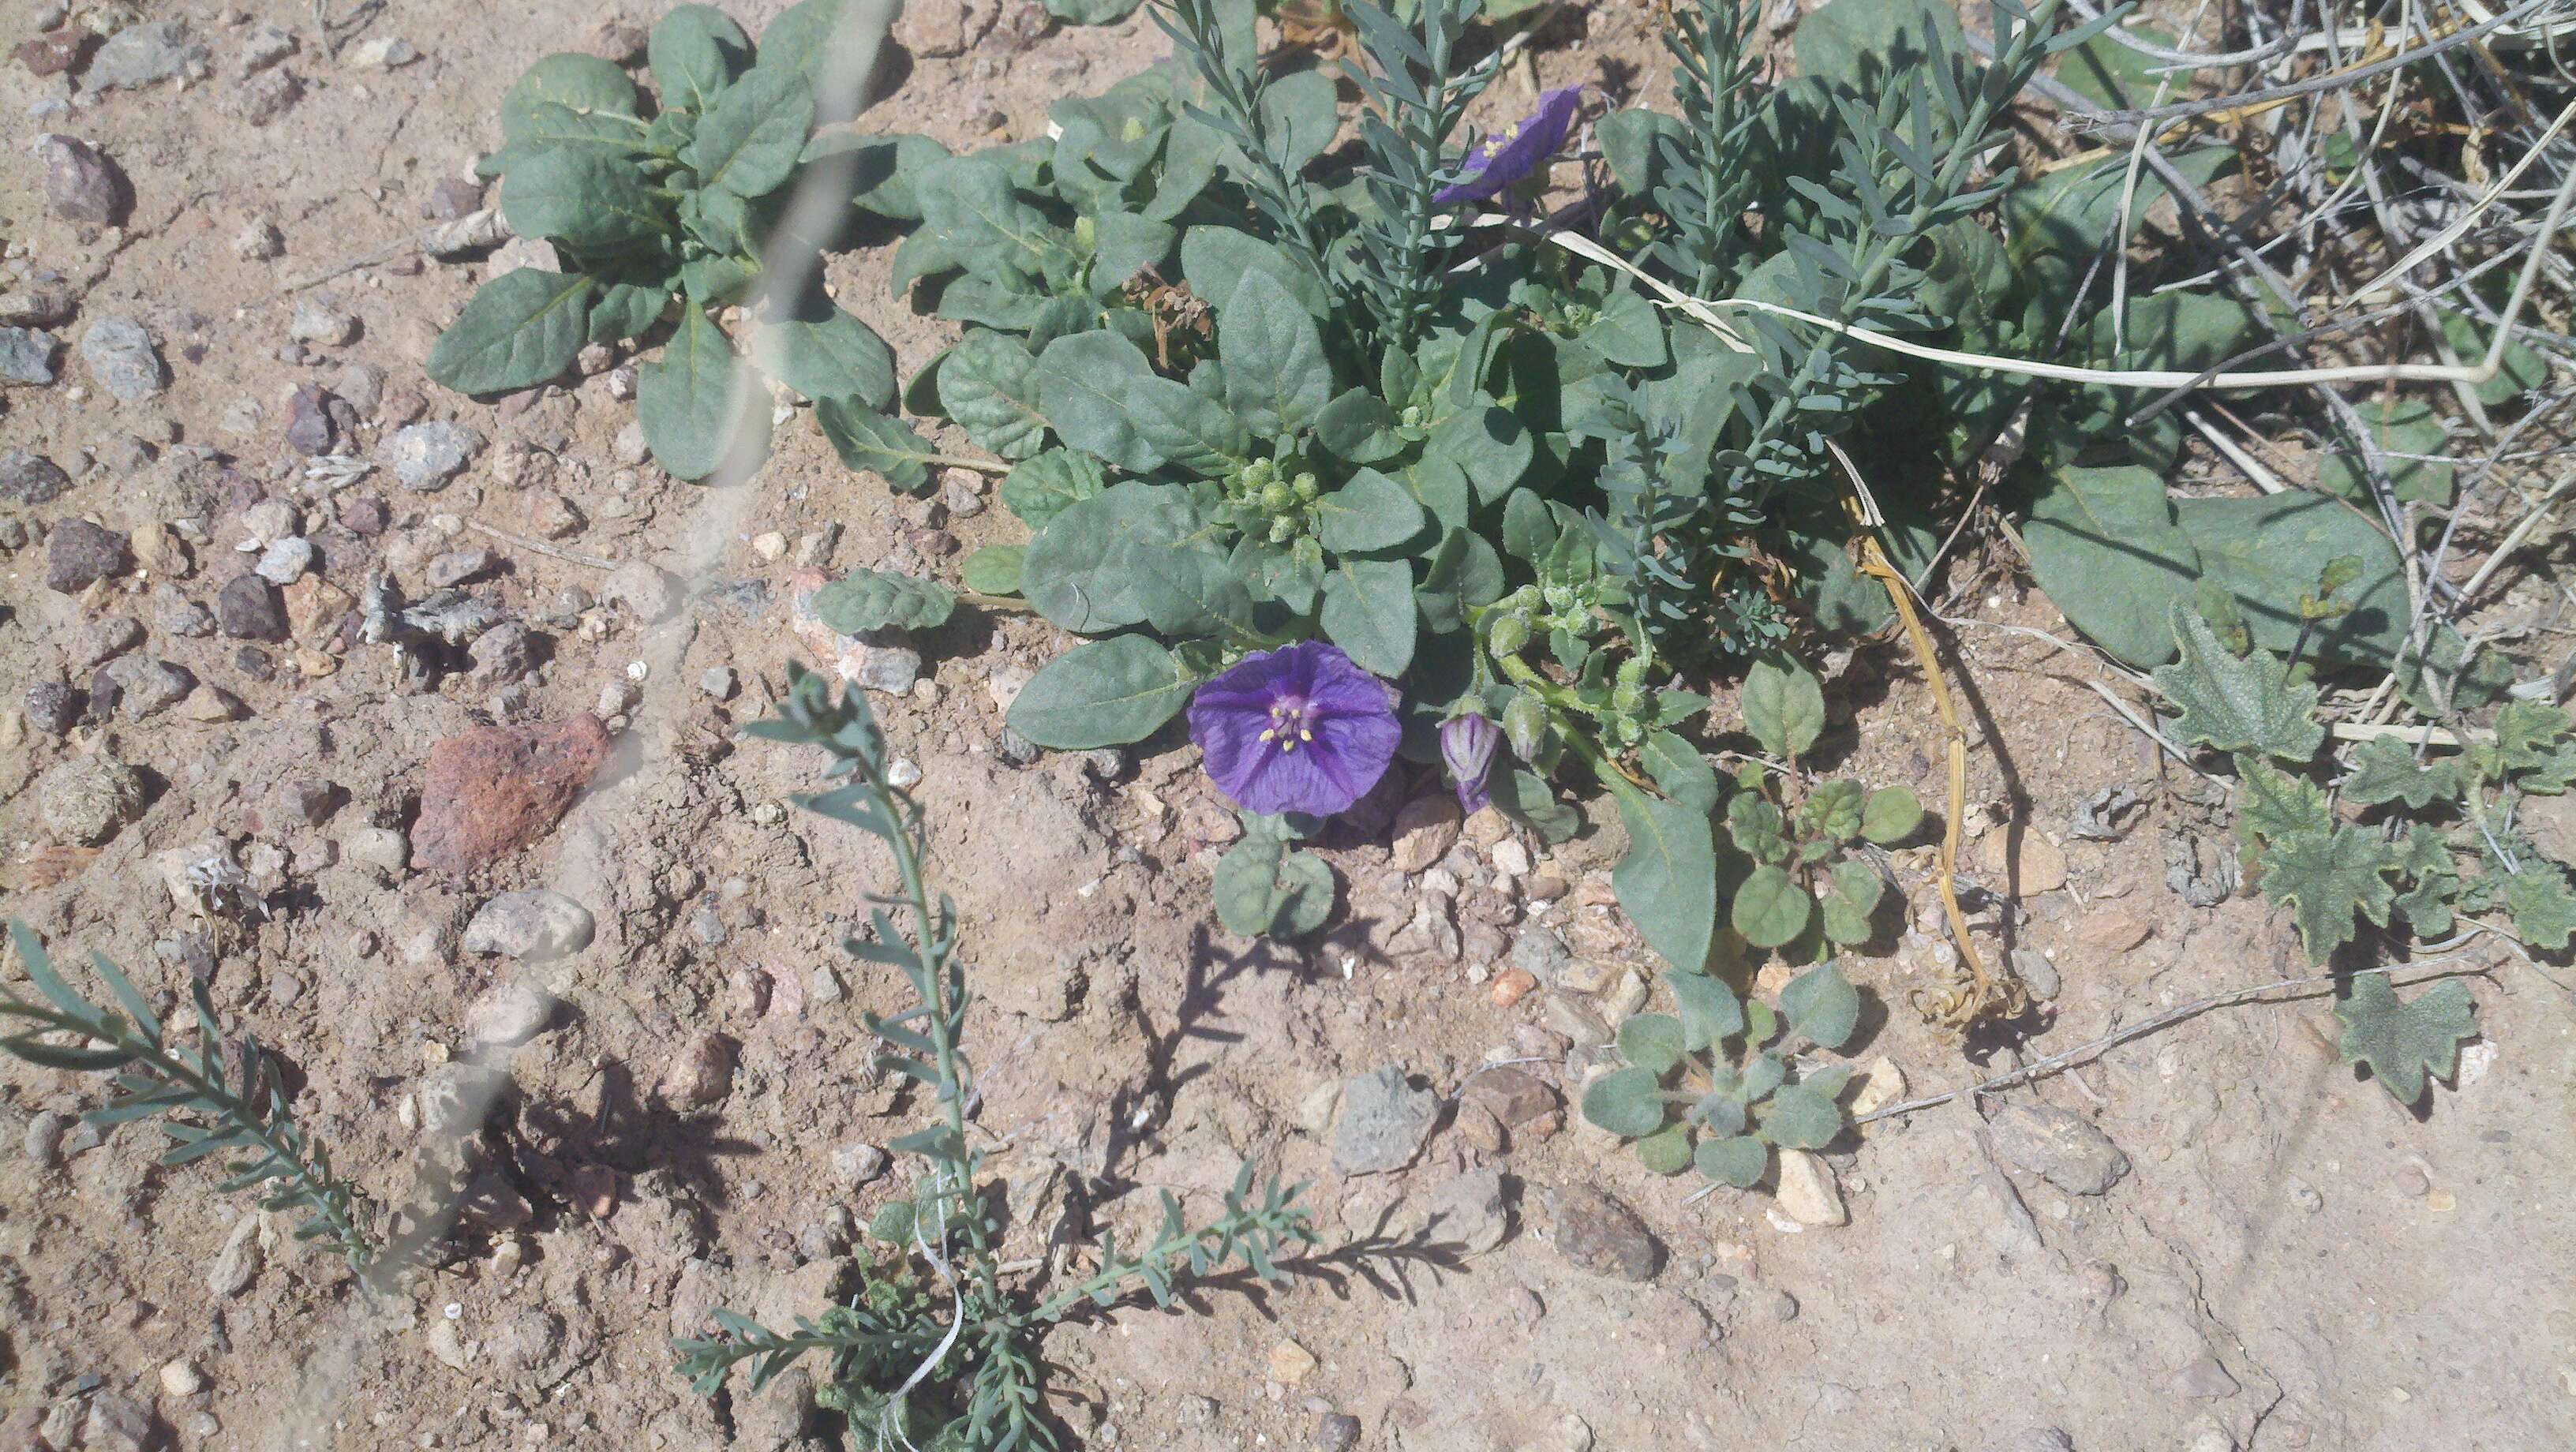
[
  {"xmin": 2148, "ymin": 591, "xmax": 2570, "ymax": 1106},
  {"xmin": 674, "ymin": 669, "xmax": 1316, "ymax": 1449},
  {"xmin": 0, "ymin": 922, "xmax": 382, "ymax": 1273},
  {"xmin": 427, "ymin": 0, "xmax": 901, "ymax": 480}
]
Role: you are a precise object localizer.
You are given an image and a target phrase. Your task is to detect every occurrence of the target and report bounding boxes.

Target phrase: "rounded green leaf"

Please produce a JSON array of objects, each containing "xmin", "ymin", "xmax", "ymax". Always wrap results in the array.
[
  {"xmin": 757, "ymin": 304, "xmax": 897, "ymax": 410},
  {"xmin": 639, "ymin": 309, "xmax": 770, "ymax": 481},
  {"xmin": 1006, "ymin": 634, "xmax": 1190, "ymax": 749},
  {"xmin": 814, "ymin": 401, "xmax": 938, "ymax": 492},
  {"xmin": 1020, "ymin": 481, "xmax": 1199, "ymax": 633},
  {"xmin": 1731, "ymin": 864, "xmax": 1814, "ymax": 949},
  {"xmin": 1694, "ymin": 1136, "xmax": 1768, "ymax": 1188},
  {"xmin": 1756, "ymin": 1083, "xmax": 1844, "ymax": 1150},
  {"xmin": 937, "ymin": 331, "xmax": 1048, "ymax": 460},
  {"xmin": 998, "ymin": 447, "xmax": 1104, "ymax": 530},
  {"xmin": 1687, "ymin": 1092, "xmax": 1747, "ymax": 1138},
  {"xmin": 1741, "ymin": 656, "xmax": 1825, "ymax": 758},
  {"xmin": 499, "ymin": 150, "xmax": 667, "ymax": 251},
  {"xmin": 1819, "ymin": 859, "xmax": 1884, "ymax": 947},
  {"xmin": 500, "ymin": 54, "xmax": 640, "ymax": 140},
  {"xmin": 1860, "ymin": 785, "xmax": 1923, "ymax": 844},
  {"xmin": 683, "ymin": 65, "xmax": 815, "ymax": 198},
  {"xmin": 960, "ymin": 545, "xmax": 1023, "ymax": 596},
  {"xmin": 1316, "ymin": 467, "xmax": 1429, "ymax": 555},
  {"xmin": 867, "ymin": 1197, "xmax": 916, "ymax": 1244},
  {"xmin": 650, "ymin": 2, "xmax": 753, "ymax": 112},
  {"xmin": 1664, "ymin": 970, "xmax": 1743, "ymax": 1052},
  {"xmin": 1635, "ymin": 1124, "xmax": 1694, "ymax": 1176},
  {"xmin": 1214, "ymin": 836, "xmax": 1335, "ymax": 938},
  {"xmin": 1579, "ymin": 1065, "xmax": 1670, "ymax": 1140},
  {"xmin": 1320, "ymin": 556, "xmax": 1417, "ymax": 677},
  {"xmin": 1616, "ymin": 1014, "xmax": 1687, "ymax": 1076},
  {"xmin": 1780, "ymin": 962, "xmax": 1860, "ymax": 1050}
]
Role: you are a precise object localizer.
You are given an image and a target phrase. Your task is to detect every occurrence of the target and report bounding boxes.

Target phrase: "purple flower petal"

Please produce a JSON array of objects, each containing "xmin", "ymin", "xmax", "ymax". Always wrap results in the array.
[
  {"xmin": 1440, "ymin": 713, "xmax": 1500, "ymax": 814},
  {"xmin": 1433, "ymin": 87, "xmax": 1583, "ymax": 205},
  {"xmin": 1189, "ymin": 640, "xmax": 1400, "ymax": 818}
]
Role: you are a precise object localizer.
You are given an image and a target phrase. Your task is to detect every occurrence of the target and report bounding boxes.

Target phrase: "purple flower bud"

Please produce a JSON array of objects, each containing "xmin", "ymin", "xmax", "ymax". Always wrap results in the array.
[
  {"xmin": 1188, "ymin": 641, "xmax": 1401, "ymax": 817},
  {"xmin": 1440, "ymin": 712, "xmax": 1501, "ymax": 814},
  {"xmin": 1433, "ymin": 87, "xmax": 1584, "ymax": 206}
]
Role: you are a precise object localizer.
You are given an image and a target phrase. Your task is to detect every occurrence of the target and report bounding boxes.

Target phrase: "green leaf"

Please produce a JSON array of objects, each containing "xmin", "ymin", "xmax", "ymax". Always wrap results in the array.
[
  {"xmin": 1580, "ymin": 1065, "xmax": 1671, "ymax": 1139},
  {"xmin": 1780, "ymin": 963, "xmax": 1860, "ymax": 1049},
  {"xmin": 1020, "ymin": 482, "xmax": 1200, "ymax": 633},
  {"xmin": 477, "ymin": 105, "xmax": 652, "ymax": 180},
  {"xmin": 1634, "ymin": 1124, "xmax": 1694, "ymax": 1176},
  {"xmin": 1640, "ymin": 732, "xmax": 1720, "ymax": 813},
  {"xmin": 588, "ymin": 282, "xmax": 669, "ymax": 346},
  {"xmin": 1320, "ymin": 557, "xmax": 1417, "ymax": 677},
  {"xmin": 1796, "ymin": 0, "xmax": 1967, "ymax": 93},
  {"xmin": 1741, "ymin": 656, "xmax": 1825, "ymax": 759},
  {"xmin": 1492, "ymin": 768, "xmax": 1579, "ymax": 844},
  {"xmin": 1726, "ymin": 793, "xmax": 1791, "ymax": 864},
  {"xmin": 1819, "ymin": 860, "xmax": 1883, "ymax": 946},
  {"xmin": 1580, "ymin": 288, "xmax": 1668, "ymax": 369},
  {"xmin": 961, "ymin": 545, "xmax": 1023, "ymax": 596},
  {"xmin": 2441, "ymin": 310, "xmax": 2549, "ymax": 408},
  {"xmin": 2342, "ymin": 736, "xmax": 2463, "ymax": 810},
  {"xmin": 998, "ymin": 447, "xmax": 1103, "ymax": 529},
  {"xmin": 811, "ymin": 131, "xmax": 949, "ymax": 220},
  {"xmin": 809, "ymin": 568, "xmax": 957, "ymax": 634},
  {"xmin": 1089, "ymin": 211, "xmax": 1177, "ymax": 296},
  {"xmin": 2503, "ymin": 861, "xmax": 2576, "ymax": 951},
  {"xmin": 2333, "ymin": 975, "xmax": 2477, "ymax": 1107},
  {"xmin": 936, "ymin": 331, "xmax": 1048, "ymax": 459},
  {"xmin": 1046, "ymin": 0, "xmax": 1147, "ymax": 21},
  {"xmin": 2256, "ymin": 822, "xmax": 2397, "ymax": 963},
  {"xmin": 1313, "ymin": 388, "xmax": 1405, "ymax": 464},
  {"xmin": 1797, "ymin": 780, "xmax": 1866, "ymax": 843},
  {"xmin": 426, "ymin": 269, "xmax": 596, "ymax": 395},
  {"xmin": 1006, "ymin": 634, "xmax": 1192, "ymax": 748},
  {"xmin": 918, "ymin": 155, "xmax": 1064, "ymax": 289},
  {"xmin": 1214, "ymin": 834, "xmax": 1335, "ymax": 937},
  {"xmin": 1666, "ymin": 971, "xmax": 1743, "ymax": 1052},
  {"xmin": 2315, "ymin": 396, "xmax": 2456, "ymax": 507},
  {"xmin": 2175, "ymin": 492, "xmax": 2409, "ymax": 667},
  {"xmin": 1756, "ymin": 1082, "xmax": 1845, "ymax": 1150},
  {"xmin": 2152, "ymin": 607, "xmax": 2324, "ymax": 762},
  {"xmin": 1859, "ymin": 786, "xmax": 1922, "ymax": 844},
  {"xmin": 1034, "ymin": 331, "xmax": 1164, "ymax": 473},
  {"xmin": 500, "ymin": 54, "xmax": 641, "ymax": 140},
  {"xmin": 2235, "ymin": 754, "xmax": 2333, "ymax": 847},
  {"xmin": 1256, "ymin": 65, "xmax": 1338, "ymax": 171},
  {"xmin": 639, "ymin": 308, "xmax": 770, "ymax": 481},
  {"xmin": 1694, "ymin": 1136, "xmax": 1768, "ymax": 1188},
  {"xmin": 1731, "ymin": 864, "xmax": 1813, "ymax": 950},
  {"xmin": 650, "ymin": 3, "xmax": 753, "ymax": 113},
  {"xmin": 1220, "ymin": 271, "xmax": 1335, "ymax": 436},
  {"xmin": 1126, "ymin": 377, "xmax": 1250, "ymax": 477},
  {"xmin": 498, "ymin": 149, "xmax": 667, "ymax": 250},
  {"xmin": 1316, "ymin": 468, "xmax": 1428, "ymax": 555},
  {"xmin": 814, "ymin": 401, "xmax": 939, "ymax": 492},
  {"xmin": 755, "ymin": 301, "xmax": 896, "ymax": 410},
  {"xmin": 2022, "ymin": 465, "xmax": 2205, "ymax": 669},
  {"xmin": 1612, "ymin": 788, "xmax": 1717, "ymax": 972},
  {"xmin": 1181, "ymin": 226, "xmax": 1327, "ymax": 317},
  {"xmin": 683, "ymin": 65, "xmax": 816, "ymax": 198},
  {"xmin": 1129, "ymin": 541, "xmax": 1255, "ymax": 640},
  {"xmin": 1617, "ymin": 1015, "xmax": 1687, "ymax": 1076},
  {"xmin": 1424, "ymin": 405, "xmax": 1532, "ymax": 504}
]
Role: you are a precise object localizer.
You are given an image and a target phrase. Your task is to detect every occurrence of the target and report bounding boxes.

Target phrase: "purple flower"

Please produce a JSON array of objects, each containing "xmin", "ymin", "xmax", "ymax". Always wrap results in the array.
[
  {"xmin": 1440, "ymin": 713, "xmax": 1500, "ymax": 814},
  {"xmin": 1433, "ymin": 87, "xmax": 1584, "ymax": 205},
  {"xmin": 1189, "ymin": 641, "xmax": 1400, "ymax": 817}
]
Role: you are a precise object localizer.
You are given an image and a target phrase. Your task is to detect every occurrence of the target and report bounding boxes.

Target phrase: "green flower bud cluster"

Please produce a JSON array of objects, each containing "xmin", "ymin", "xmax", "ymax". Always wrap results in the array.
[
  {"xmin": 1481, "ymin": 579, "xmax": 1605, "ymax": 658},
  {"xmin": 1223, "ymin": 455, "xmax": 1324, "ymax": 544}
]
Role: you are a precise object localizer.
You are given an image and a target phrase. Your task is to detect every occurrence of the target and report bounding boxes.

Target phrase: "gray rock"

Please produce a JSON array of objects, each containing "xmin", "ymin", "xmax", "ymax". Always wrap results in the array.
[
  {"xmin": 100, "ymin": 655, "xmax": 193, "ymax": 719},
  {"xmin": 604, "ymin": 559, "xmax": 683, "ymax": 623},
  {"xmin": 23, "ymin": 1110, "xmax": 72, "ymax": 1167},
  {"xmin": 74, "ymin": 613, "xmax": 144, "ymax": 674},
  {"xmin": 1509, "ymin": 926, "xmax": 1572, "ymax": 984},
  {"xmin": 463, "ymin": 890, "xmax": 596, "ymax": 961},
  {"xmin": 2010, "ymin": 947, "xmax": 2061, "ymax": 1001},
  {"xmin": 0, "ymin": 327, "xmax": 59, "ymax": 385},
  {"xmin": 425, "ymin": 547, "xmax": 499, "ymax": 587},
  {"xmin": 1537, "ymin": 1183, "xmax": 1661, "ymax": 1282},
  {"xmin": 155, "ymin": 586, "xmax": 215, "ymax": 638},
  {"xmin": 45, "ymin": 518, "xmax": 129, "ymax": 593},
  {"xmin": 86, "ymin": 20, "xmax": 207, "ymax": 91},
  {"xmin": 466, "ymin": 620, "xmax": 537, "ymax": 686},
  {"xmin": 833, "ymin": 1142, "xmax": 889, "ymax": 1185},
  {"xmin": 464, "ymin": 981, "xmax": 556, "ymax": 1046},
  {"xmin": 288, "ymin": 296, "xmax": 357, "ymax": 346},
  {"xmin": 2170, "ymin": 1355, "xmax": 2240, "ymax": 1400},
  {"xmin": 206, "ymin": 1214, "xmax": 263, "ymax": 1296},
  {"xmin": 1315, "ymin": 1413, "xmax": 1361, "ymax": 1452},
  {"xmin": 1426, "ymin": 1167, "xmax": 1510, "ymax": 1255},
  {"xmin": 699, "ymin": 665, "xmax": 737, "ymax": 699},
  {"xmin": 845, "ymin": 633, "xmax": 921, "ymax": 694},
  {"xmin": 79, "ymin": 316, "xmax": 164, "ymax": 401},
  {"xmin": 215, "ymin": 573, "xmax": 288, "ymax": 641},
  {"xmin": 1988, "ymin": 1104, "xmax": 2131, "ymax": 1196},
  {"xmin": 731, "ymin": 1365, "xmax": 815, "ymax": 1452},
  {"xmin": 283, "ymin": 384, "xmax": 339, "ymax": 455},
  {"xmin": 239, "ymin": 20, "xmax": 298, "ymax": 73},
  {"xmin": 253, "ymin": 535, "xmax": 314, "ymax": 585},
  {"xmin": 333, "ymin": 361, "xmax": 385, "ymax": 417},
  {"xmin": 386, "ymin": 421, "xmax": 484, "ymax": 490},
  {"xmin": 81, "ymin": 1394, "xmax": 155, "ymax": 1452},
  {"xmin": 1330, "ymin": 1065, "xmax": 1436, "ymax": 1176},
  {"xmin": 24, "ymin": 680, "xmax": 84, "ymax": 735},
  {"xmin": 34, "ymin": 133, "xmax": 127, "ymax": 225},
  {"xmin": 0, "ymin": 449, "xmax": 71, "ymax": 504},
  {"xmin": 1980, "ymin": 1432, "xmax": 2074, "ymax": 1452}
]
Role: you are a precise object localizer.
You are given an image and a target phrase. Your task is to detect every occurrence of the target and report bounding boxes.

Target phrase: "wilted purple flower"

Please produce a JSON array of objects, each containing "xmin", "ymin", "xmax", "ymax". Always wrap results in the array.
[
  {"xmin": 1189, "ymin": 641, "xmax": 1400, "ymax": 817},
  {"xmin": 1433, "ymin": 86, "xmax": 1584, "ymax": 205},
  {"xmin": 1440, "ymin": 712, "xmax": 1500, "ymax": 814}
]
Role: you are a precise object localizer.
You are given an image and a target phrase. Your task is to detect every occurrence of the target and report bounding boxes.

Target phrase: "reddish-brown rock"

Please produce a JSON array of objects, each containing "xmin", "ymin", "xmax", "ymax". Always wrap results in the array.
[{"xmin": 413, "ymin": 715, "xmax": 610, "ymax": 875}]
